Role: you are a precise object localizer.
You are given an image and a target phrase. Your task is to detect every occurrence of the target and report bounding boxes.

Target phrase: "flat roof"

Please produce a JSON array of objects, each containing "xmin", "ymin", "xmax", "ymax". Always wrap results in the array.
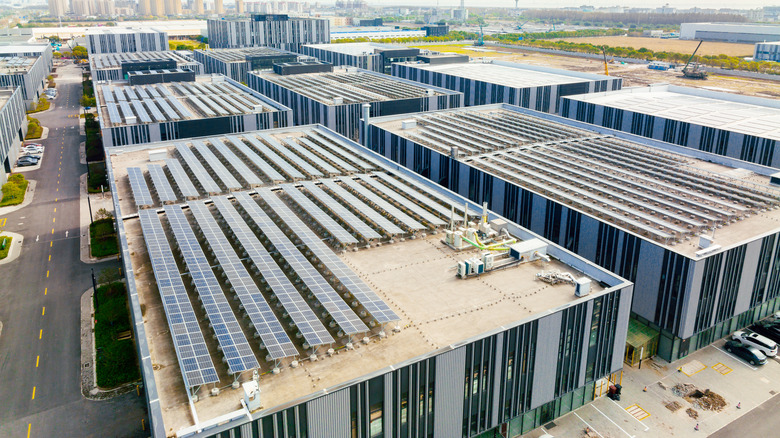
[
  {"xmin": 96, "ymin": 75, "xmax": 281, "ymax": 127},
  {"xmin": 564, "ymin": 85, "xmax": 780, "ymax": 142},
  {"xmin": 0, "ymin": 44, "xmax": 49, "ymax": 53},
  {"xmin": 397, "ymin": 59, "xmax": 612, "ymax": 88},
  {"xmin": 303, "ymin": 42, "xmax": 408, "ymax": 56},
  {"xmin": 111, "ymin": 126, "xmax": 614, "ymax": 434},
  {"xmin": 194, "ymin": 47, "xmax": 301, "ymax": 64},
  {"xmin": 253, "ymin": 66, "xmax": 450, "ymax": 105},
  {"xmin": 0, "ymin": 88, "xmax": 14, "ymax": 106},
  {"xmin": 89, "ymin": 51, "xmax": 197, "ymax": 70},
  {"xmin": 371, "ymin": 106, "xmax": 780, "ymax": 257},
  {"xmin": 86, "ymin": 27, "xmax": 166, "ymax": 35},
  {"xmin": 0, "ymin": 56, "xmax": 36, "ymax": 74}
]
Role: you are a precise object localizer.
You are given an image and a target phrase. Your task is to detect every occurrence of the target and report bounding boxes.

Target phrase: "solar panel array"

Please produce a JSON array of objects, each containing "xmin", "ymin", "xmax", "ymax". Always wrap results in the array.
[
  {"xmin": 191, "ymin": 140, "xmax": 242, "ymax": 191},
  {"xmin": 281, "ymin": 138, "xmax": 339, "ymax": 175},
  {"xmin": 127, "ymin": 167, "xmax": 154, "ymax": 207},
  {"xmin": 188, "ymin": 201, "xmax": 299, "ymax": 359},
  {"xmin": 210, "ymin": 138, "xmax": 264, "ymax": 187},
  {"xmin": 319, "ymin": 179, "xmax": 404, "ymax": 235},
  {"xmin": 358, "ymin": 175, "xmax": 446, "ymax": 227},
  {"xmin": 165, "ymin": 159, "xmax": 200, "ymax": 199},
  {"xmin": 258, "ymin": 133, "xmax": 323, "ymax": 178},
  {"xmin": 175, "ymin": 143, "xmax": 221, "ymax": 194},
  {"xmin": 245, "ymin": 134, "xmax": 305, "ymax": 180},
  {"xmin": 258, "ymin": 188, "xmax": 399, "ymax": 324},
  {"xmin": 339, "ymin": 177, "xmax": 426, "ymax": 230},
  {"xmin": 211, "ymin": 196, "xmax": 335, "ymax": 347},
  {"xmin": 147, "ymin": 164, "xmax": 177, "ymax": 203},
  {"xmin": 137, "ymin": 209, "xmax": 219, "ymax": 388},
  {"xmin": 226, "ymin": 136, "xmax": 286, "ymax": 183},
  {"xmin": 164, "ymin": 205, "xmax": 260, "ymax": 374},
  {"xmin": 280, "ymin": 184, "xmax": 358, "ymax": 245},
  {"xmin": 233, "ymin": 192, "xmax": 369, "ymax": 335},
  {"xmin": 299, "ymin": 181, "xmax": 381, "ymax": 240}
]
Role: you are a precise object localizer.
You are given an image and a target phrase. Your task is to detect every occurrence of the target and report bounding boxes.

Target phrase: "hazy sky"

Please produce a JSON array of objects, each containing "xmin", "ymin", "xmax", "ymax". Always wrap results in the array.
[{"xmin": 375, "ymin": 0, "xmax": 777, "ymax": 9}]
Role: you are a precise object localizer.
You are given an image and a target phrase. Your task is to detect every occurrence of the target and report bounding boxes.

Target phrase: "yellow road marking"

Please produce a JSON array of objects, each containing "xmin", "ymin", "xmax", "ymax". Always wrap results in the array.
[
  {"xmin": 48, "ymin": 255, "xmax": 51, "ymax": 261},
  {"xmin": 51, "ymin": 228, "xmax": 54, "ymax": 234},
  {"xmin": 56, "ymin": 188, "xmax": 58, "ymax": 192},
  {"xmin": 42, "ymin": 307, "xmax": 45, "ymax": 316},
  {"xmin": 46, "ymin": 270, "xmax": 49, "ymax": 278},
  {"xmin": 27, "ymin": 423, "xmax": 30, "ymax": 438},
  {"xmin": 0, "ymin": 218, "xmax": 5, "ymax": 227},
  {"xmin": 39, "ymin": 329, "xmax": 42, "ymax": 339},
  {"xmin": 44, "ymin": 287, "xmax": 47, "ymax": 295},
  {"xmin": 57, "ymin": 181, "xmax": 59, "ymax": 185},
  {"xmin": 31, "ymin": 386, "xmax": 35, "ymax": 400},
  {"xmin": 55, "ymin": 198, "xmax": 57, "ymax": 202},
  {"xmin": 626, "ymin": 404, "xmax": 650, "ymax": 421},
  {"xmin": 712, "ymin": 363, "xmax": 733, "ymax": 375},
  {"xmin": 52, "ymin": 218, "xmax": 55, "ymax": 223},
  {"xmin": 54, "ymin": 207, "xmax": 56, "ymax": 212}
]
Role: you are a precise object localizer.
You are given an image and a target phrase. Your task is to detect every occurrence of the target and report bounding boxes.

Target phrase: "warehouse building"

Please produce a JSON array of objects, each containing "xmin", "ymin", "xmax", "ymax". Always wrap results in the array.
[
  {"xmin": 108, "ymin": 124, "xmax": 633, "ymax": 437},
  {"xmin": 0, "ymin": 87, "xmax": 28, "ymax": 184},
  {"xmin": 0, "ymin": 44, "xmax": 53, "ymax": 72},
  {"xmin": 192, "ymin": 47, "xmax": 304, "ymax": 84},
  {"xmin": 301, "ymin": 42, "xmax": 420, "ymax": 74},
  {"xmin": 0, "ymin": 56, "xmax": 47, "ymax": 110},
  {"xmin": 207, "ymin": 14, "xmax": 329, "ymax": 51},
  {"xmin": 755, "ymin": 41, "xmax": 780, "ymax": 62},
  {"xmin": 560, "ymin": 85, "xmax": 780, "ymax": 169},
  {"xmin": 330, "ymin": 28, "xmax": 427, "ymax": 41},
  {"xmin": 89, "ymin": 51, "xmax": 203, "ymax": 82},
  {"xmin": 94, "ymin": 75, "xmax": 291, "ymax": 148},
  {"xmin": 247, "ymin": 64, "xmax": 463, "ymax": 139},
  {"xmin": 362, "ymin": 104, "xmax": 780, "ymax": 363},
  {"xmin": 85, "ymin": 27, "xmax": 169, "ymax": 54},
  {"xmin": 392, "ymin": 59, "xmax": 621, "ymax": 113},
  {"xmin": 680, "ymin": 22, "xmax": 780, "ymax": 43}
]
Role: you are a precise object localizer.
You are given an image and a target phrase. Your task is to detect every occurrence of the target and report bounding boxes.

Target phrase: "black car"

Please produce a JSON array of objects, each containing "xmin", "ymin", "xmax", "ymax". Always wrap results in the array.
[
  {"xmin": 724, "ymin": 340, "xmax": 767, "ymax": 366},
  {"xmin": 751, "ymin": 321, "xmax": 780, "ymax": 345}
]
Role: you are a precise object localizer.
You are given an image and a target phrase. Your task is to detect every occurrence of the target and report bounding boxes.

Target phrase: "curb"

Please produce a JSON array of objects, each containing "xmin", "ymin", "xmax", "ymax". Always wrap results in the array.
[
  {"xmin": 0, "ymin": 180, "xmax": 37, "ymax": 216},
  {"xmin": 0, "ymin": 232, "xmax": 24, "ymax": 265},
  {"xmin": 25, "ymin": 126, "xmax": 49, "ymax": 141},
  {"xmin": 79, "ymin": 173, "xmax": 117, "ymax": 264}
]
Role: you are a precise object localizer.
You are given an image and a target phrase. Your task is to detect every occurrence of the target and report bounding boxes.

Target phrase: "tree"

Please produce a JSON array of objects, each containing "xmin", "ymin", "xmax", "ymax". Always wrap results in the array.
[
  {"xmin": 81, "ymin": 95, "xmax": 96, "ymax": 108},
  {"xmin": 72, "ymin": 45, "xmax": 88, "ymax": 59}
]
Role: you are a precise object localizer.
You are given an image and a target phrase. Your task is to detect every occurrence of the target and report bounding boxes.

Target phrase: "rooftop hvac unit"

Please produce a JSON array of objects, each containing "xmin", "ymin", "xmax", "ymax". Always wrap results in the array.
[
  {"xmin": 574, "ymin": 277, "xmax": 591, "ymax": 297},
  {"xmin": 148, "ymin": 148, "xmax": 167, "ymax": 161},
  {"xmin": 243, "ymin": 380, "xmax": 261, "ymax": 411},
  {"xmin": 508, "ymin": 238, "xmax": 549, "ymax": 262},
  {"xmin": 426, "ymin": 88, "xmax": 434, "ymax": 96},
  {"xmin": 699, "ymin": 235, "xmax": 713, "ymax": 249},
  {"xmin": 212, "ymin": 74, "xmax": 225, "ymax": 82},
  {"xmin": 333, "ymin": 97, "xmax": 344, "ymax": 105},
  {"xmin": 401, "ymin": 119, "xmax": 416, "ymax": 130}
]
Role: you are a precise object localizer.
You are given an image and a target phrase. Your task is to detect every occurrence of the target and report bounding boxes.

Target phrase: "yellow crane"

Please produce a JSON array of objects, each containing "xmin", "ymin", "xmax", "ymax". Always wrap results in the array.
[{"xmin": 601, "ymin": 46, "xmax": 609, "ymax": 76}]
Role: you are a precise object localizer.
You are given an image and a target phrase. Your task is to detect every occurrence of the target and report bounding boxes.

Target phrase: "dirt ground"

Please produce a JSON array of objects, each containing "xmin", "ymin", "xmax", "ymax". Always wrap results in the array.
[
  {"xmin": 558, "ymin": 36, "xmax": 755, "ymax": 57},
  {"xmin": 411, "ymin": 43, "xmax": 780, "ymax": 98}
]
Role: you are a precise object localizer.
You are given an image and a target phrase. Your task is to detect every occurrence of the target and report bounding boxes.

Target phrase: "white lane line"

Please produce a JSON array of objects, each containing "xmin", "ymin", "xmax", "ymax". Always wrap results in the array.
[
  {"xmin": 609, "ymin": 398, "xmax": 651, "ymax": 431},
  {"xmin": 591, "ymin": 404, "xmax": 636, "ymax": 438},
  {"xmin": 712, "ymin": 345, "xmax": 758, "ymax": 371},
  {"xmin": 573, "ymin": 412, "xmax": 605, "ymax": 438}
]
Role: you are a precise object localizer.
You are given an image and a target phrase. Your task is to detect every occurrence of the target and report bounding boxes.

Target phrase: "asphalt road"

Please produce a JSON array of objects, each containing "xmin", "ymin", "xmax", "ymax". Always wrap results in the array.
[
  {"xmin": 709, "ymin": 391, "xmax": 780, "ymax": 438},
  {"xmin": 0, "ymin": 62, "xmax": 147, "ymax": 438}
]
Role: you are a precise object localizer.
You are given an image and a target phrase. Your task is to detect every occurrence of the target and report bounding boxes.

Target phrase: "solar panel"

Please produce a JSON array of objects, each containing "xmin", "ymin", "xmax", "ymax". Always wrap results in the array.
[
  {"xmin": 233, "ymin": 192, "xmax": 369, "ymax": 335},
  {"xmin": 137, "ymin": 209, "xmax": 219, "ymax": 388},
  {"xmin": 257, "ymin": 188, "xmax": 399, "ymax": 324},
  {"xmin": 191, "ymin": 140, "xmax": 242, "ymax": 191},
  {"xmin": 144, "ymin": 100, "xmax": 166, "ymax": 122},
  {"xmin": 281, "ymin": 138, "xmax": 339, "ymax": 175},
  {"xmin": 155, "ymin": 97, "xmax": 180, "ymax": 121},
  {"xmin": 199, "ymin": 95, "xmax": 230, "ymax": 116},
  {"xmin": 298, "ymin": 137, "xmax": 357, "ymax": 173},
  {"xmin": 113, "ymin": 86, "xmax": 126, "ymax": 101},
  {"xmin": 188, "ymin": 95, "xmax": 216, "ymax": 117},
  {"xmin": 307, "ymin": 131, "xmax": 376, "ymax": 170},
  {"xmin": 146, "ymin": 86, "xmax": 160, "ymax": 98},
  {"xmin": 158, "ymin": 84, "xmax": 172, "ymax": 96},
  {"xmin": 259, "ymin": 134, "xmax": 322, "ymax": 178},
  {"xmin": 209, "ymin": 138, "xmax": 263, "ymax": 187},
  {"xmin": 358, "ymin": 174, "xmax": 446, "ymax": 226},
  {"xmin": 124, "ymin": 86, "xmax": 138, "ymax": 100},
  {"xmin": 107, "ymin": 102, "xmax": 122, "ymax": 125},
  {"xmin": 175, "ymin": 143, "xmax": 221, "ymax": 194},
  {"xmin": 280, "ymin": 184, "xmax": 358, "ymax": 245},
  {"xmin": 372, "ymin": 172, "xmax": 456, "ymax": 218},
  {"xmin": 211, "ymin": 196, "xmax": 334, "ymax": 347},
  {"xmin": 319, "ymin": 179, "xmax": 405, "ymax": 235},
  {"xmin": 226, "ymin": 136, "xmax": 285, "ymax": 183},
  {"xmin": 300, "ymin": 181, "xmax": 382, "ymax": 240},
  {"xmin": 127, "ymin": 167, "xmax": 154, "ymax": 206},
  {"xmin": 382, "ymin": 170, "xmax": 479, "ymax": 217},
  {"xmin": 188, "ymin": 201, "xmax": 299, "ymax": 360},
  {"xmin": 339, "ymin": 177, "xmax": 426, "ymax": 230},
  {"xmin": 244, "ymin": 134, "xmax": 305, "ymax": 180},
  {"xmin": 168, "ymin": 96, "xmax": 193, "ymax": 118},
  {"xmin": 135, "ymin": 86, "xmax": 149, "ymax": 100},
  {"xmin": 118, "ymin": 101, "xmax": 135, "ymax": 123},
  {"xmin": 164, "ymin": 205, "xmax": 260, "ymax": 374},
  {"xmin": 102, "ymin": 85, "xmax": 114, "ymax": 103},
  {"xmin": 130, "ymin": 100, "xmax": 152, "ymax": 124},
  {"xmin": 165, "ymin": 159, "xmax": 200, "ymax": 199},
  {"xmin": 147, "ymin": 164, "xmax": 177, "ymax": 203}
]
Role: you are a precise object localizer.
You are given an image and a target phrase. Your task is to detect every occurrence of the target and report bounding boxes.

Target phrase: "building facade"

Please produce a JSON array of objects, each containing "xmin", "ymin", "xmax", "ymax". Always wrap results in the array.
[
  {"xmin": 0, "ymin": 57, "xmax": 47, "ymax": 110},
  {"xmin": 301, "ymin": 42, "xmax": 419, "ymax": 74},
  {"xmin": 680, "ymin": 22, "xmax": 780, "ymax": 43},
  {"xmin": 207, "ymin": 14, "xmax": 330, "ymax": 51},
  {"xmin": 755, "ymin": 41, "xmax": 780, "ymax": 62},
  {"xmin": 362, "ymin": 104, "xmax": 780, "ymax": 363},
  {"xmin": 0, "ymin": 44, "xmax": 53, "ymax": 73},
  {"xmin": 90, "ymin": 51, "xmax": 203, "ymax": 82},
  {"xmin": 559, "ymin": 85, "xmax": 780, "ymax": 169},
  {"xmin": 392, "ymin": 60, "xmax": 621, "ymax": 113},
  {"xmin": 0, "ymin": 87, "xmax": 28, "ymax": 184},
  {"xmin": 86, "ymin": 28, "xmax": 169, "ymax": 54},
  {"xmin": 193, "ymin": 47, "xmax": 301, "ymax": 83}
]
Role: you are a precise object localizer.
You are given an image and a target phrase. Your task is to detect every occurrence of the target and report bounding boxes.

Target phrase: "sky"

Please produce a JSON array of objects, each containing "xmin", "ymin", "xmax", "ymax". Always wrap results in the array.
[{"xmin": 371, "ymin": 0, "xmax": 778, "ymax": 9}]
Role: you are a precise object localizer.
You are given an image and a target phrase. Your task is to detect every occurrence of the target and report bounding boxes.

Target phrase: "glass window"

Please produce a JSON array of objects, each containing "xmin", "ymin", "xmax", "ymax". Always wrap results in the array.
[{"xmin": 369, "ymin": 404, "xmax": 383, "ymax": 438}]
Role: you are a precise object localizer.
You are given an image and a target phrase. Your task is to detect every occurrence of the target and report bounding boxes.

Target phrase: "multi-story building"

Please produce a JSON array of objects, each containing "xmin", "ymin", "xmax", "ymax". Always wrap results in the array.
[
  {"xmin": 93, "ymin": 75, "xmax": 291, "ymax": 148},
  {"xmin": 0, "ymin": 57, "xmax": 47, "ymax": 110},
  {"xmin": 362, "ymin": 104, "xmax": 780, "ymax": 363},
  {"xmin": 108, "ymin": 123, "xmax": 633, "ymax": 437},
  {"xmin": 247, "ymin": 64, "xmax": 463, "ymax": 139},
  {"xmin": 89, "ymin": 51, "xmax": 203, "ymax": 81},
  {"xmin": 392, "ymin": 59, "xmax": 621, "ymax": 113},
  {"xmin": 86, "ymin": 28, "xmax": 169, "ymax": 54},
  {"xmin": 207, "ymin": 14, "xmax": 329, "ymax": 51},
  {"xmin": 423, "ymin": 24, "xmax": 450, "ymax": 37},
  {"xmin": 680, "ymin": 22, "xmax": 780, "ymax": 43},
  {"xmin": 0, "ymin": 44, "xmax": 53, "ymax": 73},
  {"xmin": 559, "ymin": 85, "xmax": 780, "ymax": 169},
  {"xmin": 193, "ymin": 47, "xmax": 303, "ymax": 83},
  {"xmin": 755, "ymin": 41, "xmax": 780, "ymax": 62},
  {"xmin": 47, "ymin": 0, "xmax": 68, "ymax": 17},
  {"xmin": 301, "ymin": 42, "xmax": 420, "ymax": 74},
  {"xmin": 72, "ymin": 0, "xmax": 117, "ymax": 16},
  {"xmin": 0, "ymin": 87, "xmax": 28, "ymax": 184},
  {"xmin": 330, "ymin": 28, "xmax": 426, "ymax": 41}
]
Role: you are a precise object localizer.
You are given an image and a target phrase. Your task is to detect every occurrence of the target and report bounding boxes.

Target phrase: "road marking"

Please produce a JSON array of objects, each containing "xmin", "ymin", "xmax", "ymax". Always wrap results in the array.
[
  {"xmin": 0, "ymin": 218, "xmax": 5, "ymax": 227},
  {"xmin": 51, "ymin": 228, "xmax": 54, "ymax": 234},
  {"xmin": 42, "ymin": 307, "xmax": 45, "ymax": 316},
  {"xmin": 31, "ymin": 386, "xmax": 35, "ymax": 400},
  {"xmin": 46, "ymin": 270, "xmax": 49, "ymax": 277},
  {"xmin": 608, "ymin": 398, "xmax": 650, "ymax": 431},
  {"xmin": 573, "ymin": 412, "xmax": 604, "ymax": 438},
  {"xmin": 712, "ymin": 363, "xmax": 733, "ymax": 375},
  {"xmin": 52, "ymin": 217, "xmax": 55, "ymax": 223},
  {"xmin": 48, "ymin": 255, "xmax": 51, "ymax": 261},
  {"xmin": 54, "ymin": 207, "xmax": 56, "ymax": 212},
  {"xmin": 44, "ymin": 287, "xmax": 47, "ymax": 295},
  {"xmin": 36, "ymin": 356, "xmax": 39, "ymax": 367},
  {"xmin": 626, "ymin": 404, "xmax": 650, "ymax": 421},
  {"xmin": 55, "ymin": 198, "xmax": 57, "ymax": 202},
  {"xmin": 39, "ymin": 329, "xmax": 42, "ymax": 339},
  {"xmin": 49, "ymin": 241, "xmax": 52, "ymax": 247},
  {"xmin": 56, "ymin": 188, "xmax": 58, "ymax": 192},
  {"xmin": 27, "ymin": 423, "xmax": 30, "ymax": 438},
  {"xmin": 591, "ymin": 404, "xmax": 635, "ymax": 438}
]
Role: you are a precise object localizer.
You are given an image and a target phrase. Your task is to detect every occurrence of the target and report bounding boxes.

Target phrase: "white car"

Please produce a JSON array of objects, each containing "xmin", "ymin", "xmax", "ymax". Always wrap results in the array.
[
  {"xmin": 22, "ymin": 147, "xmax": 43, "ymax": 154},
  {"xmin": 732, "ymin": 331, "xmax": 778, "ymax": 357}
]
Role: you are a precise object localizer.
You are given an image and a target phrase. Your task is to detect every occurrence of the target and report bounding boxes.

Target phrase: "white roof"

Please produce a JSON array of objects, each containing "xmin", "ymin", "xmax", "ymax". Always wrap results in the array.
[{"xmin": 405, "ymin": 61, "xmax": 607, "ymax": 88}]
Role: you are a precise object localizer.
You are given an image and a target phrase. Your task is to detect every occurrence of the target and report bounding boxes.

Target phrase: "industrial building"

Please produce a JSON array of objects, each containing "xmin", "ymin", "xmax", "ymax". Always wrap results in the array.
[
  {"xmin": 329, "ymin": 28, "xmax": 427, "ymax": 41},
  {"xmin": 680, "ymin": 22, "xmax": 780, "ymax": 43},
  {"xmin": 108, "ymin": 124, "xmax": 633, "ymax": 438},
  {"xmin": 89, "ymin": 51, "xmax": 203, "ymax": 82},
  {"xmin": 192, "ymin": 47, "xmax": 304, "ymax": 84},
  {"xmin": 207, "ymin": 14, "xmax": 330, "ymax": 51},
  {"xmin": 0, "ymin": 87, "xmax": 28, "ymax": 184},
  {"xmin": 362, "ymin": 104, "xmax": 780, "ymax": 363},
  {"xmin": 85, "ymin": 27, "xmax": 169, "ymax": 54},
  {"xmin": 301, "ymin": 42, "xmax": 420, "ymax": 74},
  {"xmin": 93, "ymin": 75, "xmax": 292, "ymax": 148},
  {"xmin": 0, "ymin": 56, "xmax": 48, "ymax": 110},
  {"xmin": 247, "ymin": 64, "xmax": 463, "ymax": 139},
  {"xmin": 0, "ymin": 44, "xmax": 53, "ymax": 72},
  {"xmin": 755, "ymin": 41, "xmax": 780, "ymax": 62},
  {"xmin": 559, "ymin": 85, "xmax": 780, "ymax": 169},
  {"xmin": 392, "ymin": 59, "xmax": 621, "ymax": 113},
  {"xmin": 422, "ymin": 24, "xmax": 450, "ymax": 37}
]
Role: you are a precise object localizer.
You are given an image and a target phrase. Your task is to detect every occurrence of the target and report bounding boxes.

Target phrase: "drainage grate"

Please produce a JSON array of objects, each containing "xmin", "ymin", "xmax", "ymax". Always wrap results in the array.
[{"xmin": 544, "ymin": 421, "xmax": 557, "ymax": 429}]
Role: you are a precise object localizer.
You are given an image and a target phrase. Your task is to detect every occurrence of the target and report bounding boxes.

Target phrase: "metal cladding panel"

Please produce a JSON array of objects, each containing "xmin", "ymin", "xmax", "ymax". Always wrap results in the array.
[
  {"xmin": 530, "ymin": 312, "xmax": 562, "ymax": 410},
  {"xmin": 734, "ymin": 240, "xmax": 763, "ymax": 317},
  {"xmin": 307, "ymin": 388, "xmax": 351, "ymax": 438},
  {"xmin": 577, "ymin": 301, "xmax": 594, "ymax": 388},
  {"xmin": 611, "ymin": 287, "xmax": 634, "ymax": 372},
  {"xmin": 490, "ymin": 333, "xmax": 504, "ymax": 428},
  {"xmin": 433, "ymin": 347, "xmax": 467, "ymax": 438},
  {"xmin": 384, "ymin": 373, "xmax": 394, "ymax": 437}
]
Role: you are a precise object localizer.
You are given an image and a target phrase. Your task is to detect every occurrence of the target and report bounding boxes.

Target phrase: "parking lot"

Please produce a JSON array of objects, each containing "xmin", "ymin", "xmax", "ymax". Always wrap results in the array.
[{"xmin": 523, "ymin": 335, "xmax": 780, "ymax": 437}]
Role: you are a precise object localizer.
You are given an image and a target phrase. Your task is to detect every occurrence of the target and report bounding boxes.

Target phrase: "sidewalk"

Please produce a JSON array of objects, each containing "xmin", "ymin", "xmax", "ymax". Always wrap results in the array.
[
  {"xmin": 79, "ymin": 173, "xmax": 116, "ymax": 264},
  {"xmin": 0, "ymin": 180, "xmax": 37, "ymax": 216}
]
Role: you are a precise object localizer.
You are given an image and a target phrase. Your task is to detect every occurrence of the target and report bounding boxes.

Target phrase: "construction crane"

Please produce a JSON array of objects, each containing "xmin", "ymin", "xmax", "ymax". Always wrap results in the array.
[
  {"xmin": 601, "ymin": 46, "xmax": 609, "ymax": 76},
  {"xmin": 682, "ymin": 40, "xmax": 708, "ymax": 80},
  {"xmin": 474, "ymin": 25, "xmax": 484, "ymax": 46}
]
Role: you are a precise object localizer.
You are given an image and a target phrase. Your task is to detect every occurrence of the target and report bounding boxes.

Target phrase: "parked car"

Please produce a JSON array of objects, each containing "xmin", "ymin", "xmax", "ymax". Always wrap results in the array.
[
  {"xmin": 732, "ymin": 330, "xmax": 778, "ymax": 357},
  {"xmin": 22, "ymin": 145, "xmax": 43, "ymax": 151},
  {"xmin": 16, "ymin": 157, "xmax": 38, "ymax": 166},
  {"xmin": 24, "ymin": 143, "xmax": 42, "ymax": 148},
  {"xmin": 724, "ymin": 340, "xmax": 767, "ymax": 365},
  {"xmin": 751, "ymin": 321, "xmax": 780, "ymax": 345}
]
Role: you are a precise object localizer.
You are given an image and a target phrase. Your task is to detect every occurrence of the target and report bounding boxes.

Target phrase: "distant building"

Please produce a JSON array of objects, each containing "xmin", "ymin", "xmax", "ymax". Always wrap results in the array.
[
  {"xmin": 358, "ymin": 18, "xmax": 383, "ymax": 26},
  {"xmin": 330, "ymin": 28, "xmax": 426, "ymax": 41},
  {"xmin": 755, "ymin": 41, "xmax": 780, "ymax": 62},
  {"xmin": 0, "ymin": 87, "xmax": 28, "ymax": 184},
  {"xmin": 0, "ymin": 56, "xmax": 48, "ymax": 110},
  {"xmin": 301, "ymin": 42, "xmax": 419, "ymax": 74},
  {"xmin": 422, "ymin": 24, "xmax": 449, "ymax": 37},
  {"xmin": 680, "ymin": 22, "xmax": 780, "ymax": 43},
  {"xmin": 207, "ymin": 14, "xmax": 330, "ymax": 51},
  {"xmin": 90, "ymin": 51, "xmax": 203, "ymax": 81},
  {"xmin": 47, "ymin": 0, "xmax": 68, "ymax": 17},
  {"xmin": 193, "ymin": 47, "xmax": 304, "ymax": 83},
  {"xmin": 86, "ymin": 28, "xmax": 169, "ymax": 54}
]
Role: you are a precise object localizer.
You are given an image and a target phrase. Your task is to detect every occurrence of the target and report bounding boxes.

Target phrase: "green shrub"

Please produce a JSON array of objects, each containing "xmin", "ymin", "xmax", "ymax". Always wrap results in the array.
[
  {"xmin": 0, "ymin": 234, "xmax": 12, "ymax": 259},
  {"xmin": 94, "ymin": 282, "xmax": 140, "ymax": 388},
  {"xmin": 25, "ymin": 116, "xmax": 42, "ymax": 140},
  {"xmin": 0, "ymin": 174, "xmax": 28, "ymax": 207},
  {"xmin": 27, "ymin": 96, "xmax": 50, "ymax": 114},
  {"xmin": 90, "ymin": 217, "xmax": 118, "ymax": 257}
]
